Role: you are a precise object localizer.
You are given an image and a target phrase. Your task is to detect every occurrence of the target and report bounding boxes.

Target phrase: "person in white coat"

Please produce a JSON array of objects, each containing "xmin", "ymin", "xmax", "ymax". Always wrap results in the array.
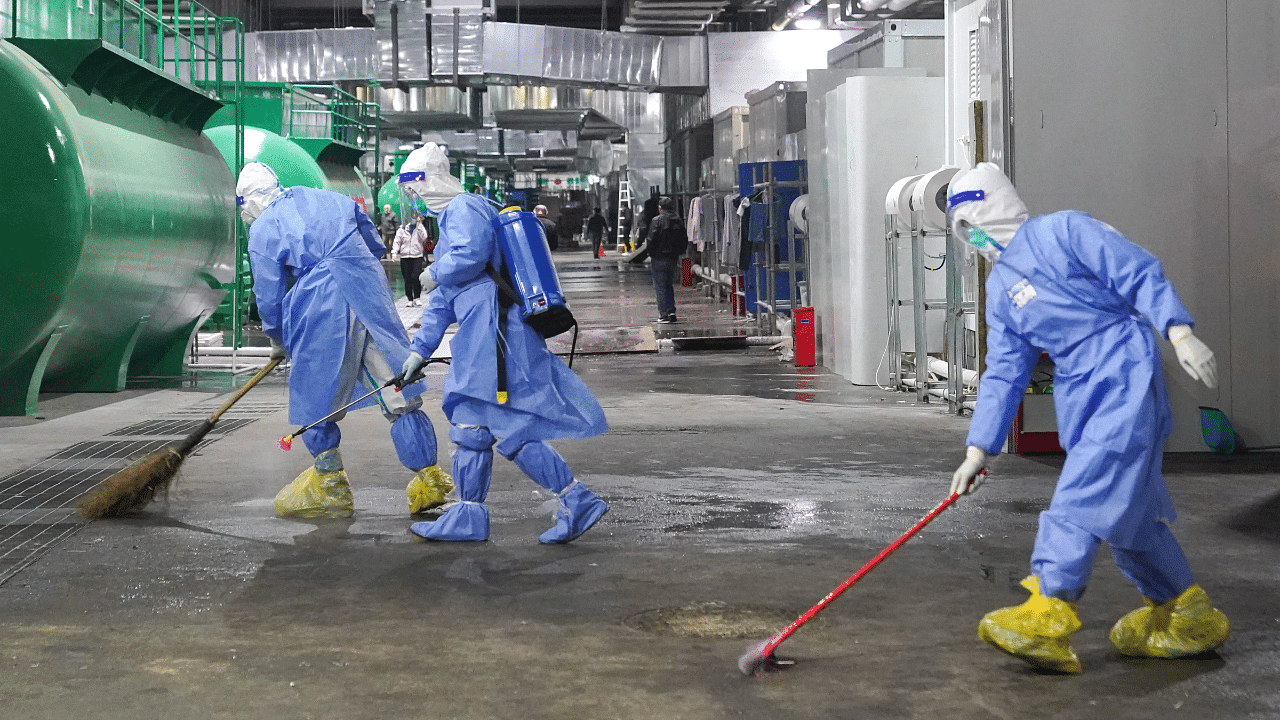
[{"xmin": 392, "ymin": 211, "xmax": 431, "ymax": 306}]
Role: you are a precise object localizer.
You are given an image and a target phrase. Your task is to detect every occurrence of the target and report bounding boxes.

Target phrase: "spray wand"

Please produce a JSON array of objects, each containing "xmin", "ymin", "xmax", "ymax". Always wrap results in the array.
[{"xmin": 278, "ymin": 358, "xmax": 448, "ymax": 450}]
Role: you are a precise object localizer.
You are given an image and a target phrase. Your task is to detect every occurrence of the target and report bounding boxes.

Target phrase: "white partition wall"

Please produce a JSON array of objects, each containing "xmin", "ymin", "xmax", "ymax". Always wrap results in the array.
[{"xmin": 810, "ymin": 72, "xmax": 945, "ymax": 385}]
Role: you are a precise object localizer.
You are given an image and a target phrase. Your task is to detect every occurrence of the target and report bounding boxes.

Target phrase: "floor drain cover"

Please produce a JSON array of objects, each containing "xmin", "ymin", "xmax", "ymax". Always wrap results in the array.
[{"xmin": 624, "ymin": 602, "xmax": 798, "ymax": 639}]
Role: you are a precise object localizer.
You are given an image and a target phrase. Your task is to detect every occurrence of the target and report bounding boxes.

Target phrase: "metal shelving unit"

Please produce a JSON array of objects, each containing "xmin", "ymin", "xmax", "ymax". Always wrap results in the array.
[
  {"xmin": 748, "ymin": 161, "xmax": 808, "ymax": 335},
  {"xmin": 885, "ymin": 205, "xmax": 978, "ymax": 413}
]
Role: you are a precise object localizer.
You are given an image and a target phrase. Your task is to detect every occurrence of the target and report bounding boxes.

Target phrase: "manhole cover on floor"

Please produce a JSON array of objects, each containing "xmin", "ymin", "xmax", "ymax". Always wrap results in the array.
[{"xmin": 624, "ymin": 602, "xmax": 800, "ymax": 639}]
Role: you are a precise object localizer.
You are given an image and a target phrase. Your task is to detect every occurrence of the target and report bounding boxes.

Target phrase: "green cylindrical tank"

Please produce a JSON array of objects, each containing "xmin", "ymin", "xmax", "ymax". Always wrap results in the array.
[
  {"xmin": 205, "ymin": 125, "xmax": 327, "ymax": 191},
  {"xmin": 0, "ymin": 38, "xmax": 235, "ymax": 406},
  {"xmin": 319, "ymin": 160, "xmax": 372, "ymax": 215},
  {"xmin": 377, "ymin": 176, "xmax": 403, "ymax": 219}
]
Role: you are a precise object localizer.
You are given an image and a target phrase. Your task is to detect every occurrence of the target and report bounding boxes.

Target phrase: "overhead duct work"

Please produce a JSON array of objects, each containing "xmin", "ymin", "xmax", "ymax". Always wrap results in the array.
[
  {"xmin": 621, "ymin": 0, "xmax": 729, "ymax": 35},
  {"xmin": 248, "ymin": 29, "xmax": 379, "ymax": 83},
  {"xmin": 375, "ymin": 85, "xmax": 479, "ymax": 134},
  {"xmin": 243, "ymin": 12, "xmax": 707, "ymax": 91},
  {"xmin": 473, "ymin": 86, "xmax": 661, "ymax": 182},
  {"xmin": 832, "ymin": 0, "xmax": 942, "ymax": 23}
]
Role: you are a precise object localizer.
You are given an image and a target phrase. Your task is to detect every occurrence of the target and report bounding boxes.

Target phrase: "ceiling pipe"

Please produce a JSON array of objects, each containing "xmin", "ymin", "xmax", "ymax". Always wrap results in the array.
[
  {"xmin": 771, "ymin": 0, "xmax": 820, "ymax": 30},
  {"xmin": 631, "ymin": 0, "xmax": 726, "ymax": 7}
]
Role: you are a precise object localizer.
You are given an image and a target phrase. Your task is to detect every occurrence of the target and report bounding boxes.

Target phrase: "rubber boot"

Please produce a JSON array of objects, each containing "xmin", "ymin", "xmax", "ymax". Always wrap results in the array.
[
  {"xmin": 1110, "ymin": 584, "xmax": 1230, "ymax": 658},
  {"xmin": 406, "ymin": 464, "xmax": 454, "ymax": 515},
  {"xmin": 978, "ymin": 576, "xmax": 1083, "ymax": 674},
  {"xmin": 539, "ymin": 481, "xmax": 609, "ymax": 544},
  {"xmin": 274, "ymin": 449, "xmax": 354, "ymax": 519}
]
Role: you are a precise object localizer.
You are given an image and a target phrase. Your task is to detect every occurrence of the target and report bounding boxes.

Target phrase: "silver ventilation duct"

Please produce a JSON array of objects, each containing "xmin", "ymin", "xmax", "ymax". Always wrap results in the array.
[
  {"xmin": 247, "ymin": 28, "xmax": 379, "ymax": 82},
  {"xmin": 243, "ymin": 15, "xmax": 706, "ymax": 91}
]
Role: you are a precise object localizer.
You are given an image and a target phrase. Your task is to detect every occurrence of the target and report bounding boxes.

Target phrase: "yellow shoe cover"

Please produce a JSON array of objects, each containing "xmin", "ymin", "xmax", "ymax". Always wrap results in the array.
[
  {"xmin": 1109, "ymin": 584, "xmax": 1230, "ymax": 658},
  {"xmin": 406, "ymin": 464, "xmax": 454, "ymax": 514},
  {"xmin": 274, "ymin": 467, "xmax": 355, "ymax": 519},
  {"xmin": 978, "ymin": 576, "xmax": 1084, "ymax": 674}
]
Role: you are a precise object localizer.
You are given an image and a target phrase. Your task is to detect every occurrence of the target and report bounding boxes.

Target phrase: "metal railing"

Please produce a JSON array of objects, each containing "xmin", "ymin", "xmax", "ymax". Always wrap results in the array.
[
  {"xmin": 7, "ymin": 1, "xmax": 242, "ymax": 102},
  {"xmin": 289, "ymin": 83, "xmax": 381, "ymax": 151}
]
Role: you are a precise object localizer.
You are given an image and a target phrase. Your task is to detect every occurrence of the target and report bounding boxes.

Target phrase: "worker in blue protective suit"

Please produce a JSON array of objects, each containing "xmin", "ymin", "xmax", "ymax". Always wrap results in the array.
[
  {"xmin": 236, "ymin": 162, "xmax": 453, "ymax": 519},
  {"xmin": 396, "ymin": 143, "xmax": 609, "ymax": 543},
  {"xmin": 947, "ymin": 163, "xmax": 1230, "ymax": 674}
]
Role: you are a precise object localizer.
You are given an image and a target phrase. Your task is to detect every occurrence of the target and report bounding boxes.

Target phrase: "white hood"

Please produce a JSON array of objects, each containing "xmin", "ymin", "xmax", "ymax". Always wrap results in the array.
[
  {"xmin": 397, "ymin": 142, "xmax": 464, "ymax": 214},
  {"xmin": 947, "ymin": 162, "xmax": 1030, "ymax": 255},
  {"xmin": 236, "ymin": 162, "xmax": 284, "ymax": 224}
]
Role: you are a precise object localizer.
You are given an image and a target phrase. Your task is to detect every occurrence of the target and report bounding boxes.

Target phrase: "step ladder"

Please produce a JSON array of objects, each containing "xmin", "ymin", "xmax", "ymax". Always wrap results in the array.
[{"xmin": 615, "ymin": 176, "xmax": 632, "ymax": 253}]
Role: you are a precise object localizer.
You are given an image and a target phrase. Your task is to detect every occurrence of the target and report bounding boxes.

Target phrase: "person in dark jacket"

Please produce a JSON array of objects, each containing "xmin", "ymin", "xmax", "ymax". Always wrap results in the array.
[
  {"xmin": 645, "ymin": 196, "xmax": 686, "ymax": 323},
  {"xmin": 379, "ymin": 203, "xmax": 399, "ymax": 255},
  {"xmin": 587, "ymin": 207, "xmax": 611, "ymax": 258},
  {"xmin": 629, "ymin": 190, "xmax": 661, "ymax": 264},
  {"xmin": 534, "ymin": 204, "xmax": 559, "ymax": 251}
]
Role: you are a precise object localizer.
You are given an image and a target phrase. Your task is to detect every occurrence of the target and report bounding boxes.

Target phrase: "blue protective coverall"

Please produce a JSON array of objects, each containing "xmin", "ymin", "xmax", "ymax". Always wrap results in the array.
[
  {"xmin": 967, "ymin": 210, "xmax": 1196, "ymax": 604},
  {"xmin": 407, "ymin": 193, "xmax": 609, "ymax": 542},
  {"xmin": 249, "ymin": 186, "xmax": 436, "ymax": 469}
]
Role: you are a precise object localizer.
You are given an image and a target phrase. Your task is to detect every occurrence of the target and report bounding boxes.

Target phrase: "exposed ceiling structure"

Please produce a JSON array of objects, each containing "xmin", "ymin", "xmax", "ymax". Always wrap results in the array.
[
  {"xmin": 237, "ymin": 0, "xmax": 938, "ymax": 34},
  {"xmin": 494, "ymin": 109, "xmax": 627, "ymax": 141}
]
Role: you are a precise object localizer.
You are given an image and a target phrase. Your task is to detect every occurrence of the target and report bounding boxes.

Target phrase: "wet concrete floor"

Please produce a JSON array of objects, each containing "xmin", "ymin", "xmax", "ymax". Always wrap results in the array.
[{"xmin": 1, "ymin": 248, "xmax": 1278, "ymax": 719}]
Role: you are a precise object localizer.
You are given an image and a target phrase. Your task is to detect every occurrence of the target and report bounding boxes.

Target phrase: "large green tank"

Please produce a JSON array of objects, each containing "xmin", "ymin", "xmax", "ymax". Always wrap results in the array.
[
  {"xmin": 0, "ymin": 37, "xmax": 235, "ymax": 415},
  {"xmin": 205, "ymin": 125, "xmax": 327, "ymax": 190},
  {"xmin": 377, "ymin": 176, "xmax": 402, "ymax": 218},
  {"xmin": 206, "ymin": 82, "xmax": 374, "ymax": 212}
]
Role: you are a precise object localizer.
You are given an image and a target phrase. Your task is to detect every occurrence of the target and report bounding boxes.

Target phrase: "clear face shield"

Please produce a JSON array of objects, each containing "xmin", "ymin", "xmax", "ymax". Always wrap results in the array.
[
  {"xmin": 398, "ymin": 171, "xmax": 434, "ymax": 218},
  {"xmin": 946, "ymin": 189, "xmax": 1005, "ymax": 260}
]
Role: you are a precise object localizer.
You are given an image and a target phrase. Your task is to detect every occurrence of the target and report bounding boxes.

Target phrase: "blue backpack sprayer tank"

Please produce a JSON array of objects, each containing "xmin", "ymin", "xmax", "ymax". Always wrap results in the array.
[
  {"xmin": 487, "ymin": 208, "xmax": 580, "ymax": 404},
  {"xmin": 491, "ymin": 208, "xmax": 578, "ymax": 340}
]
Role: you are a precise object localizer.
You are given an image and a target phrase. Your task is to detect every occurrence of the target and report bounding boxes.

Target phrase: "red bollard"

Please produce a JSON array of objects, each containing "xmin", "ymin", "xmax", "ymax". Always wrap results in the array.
[
  {"xmin": 730, "ymin": 275, "xmax": 741, "ymax": 315},
  {"xmin": 680, "ymin": 256, "xmax": 694, "ymax": 287}
]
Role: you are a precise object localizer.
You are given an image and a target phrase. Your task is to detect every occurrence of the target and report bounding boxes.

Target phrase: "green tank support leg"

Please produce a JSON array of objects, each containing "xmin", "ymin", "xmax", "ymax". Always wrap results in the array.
[
  {"xmin": 0, "ymin": 326, "xmax": 67, "ymax": 417},
  {"xmin": 130, "ymin": 316, "xmax": 206, "ymax": 378},
  {"xmin": 44, "ymin": 316, "xmax": 149, "ymax": 393}
]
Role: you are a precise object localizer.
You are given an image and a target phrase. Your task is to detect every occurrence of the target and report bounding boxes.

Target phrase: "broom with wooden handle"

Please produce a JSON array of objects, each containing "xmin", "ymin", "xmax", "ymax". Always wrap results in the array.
[{"xmin": 77, "ymin": 357, "xmax": 284, "ymax": 520}]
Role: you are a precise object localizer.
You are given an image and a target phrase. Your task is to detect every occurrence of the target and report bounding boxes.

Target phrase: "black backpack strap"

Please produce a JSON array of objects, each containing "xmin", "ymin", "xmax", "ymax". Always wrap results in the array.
[
  {"xmin": 484, "ymin": 263, "xmax": 516, "ymax": 405},
  {"xmin": 485, "ymin": 263, "xmax": 521, "ymax": 309}
]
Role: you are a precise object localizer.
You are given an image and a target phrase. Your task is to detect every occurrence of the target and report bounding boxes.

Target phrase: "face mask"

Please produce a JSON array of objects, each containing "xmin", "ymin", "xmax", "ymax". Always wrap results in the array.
[
  {"xmin": 956, "ymin": 221, "xmax": 1005, "ymax": 261},
  {"xmin": 238, "ymin": 187, "xmax": 281, "ymax": 225},
  {"xmin": 410, "ymin": 195, "xmax": 437, "ymax": 218}
]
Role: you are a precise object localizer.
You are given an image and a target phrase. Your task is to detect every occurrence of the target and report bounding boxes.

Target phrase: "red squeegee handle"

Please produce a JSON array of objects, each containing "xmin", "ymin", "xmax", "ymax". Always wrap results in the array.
[{"xmin": 760, "ymin": 489, "xmax": 964, "ymax": 657}]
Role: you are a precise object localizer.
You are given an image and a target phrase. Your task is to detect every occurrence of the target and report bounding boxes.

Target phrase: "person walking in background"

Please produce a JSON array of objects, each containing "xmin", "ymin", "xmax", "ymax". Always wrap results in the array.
[
  {"xmin": 587, "ymin": 206, "xmax": 611, "ymax": 258},
  {"xmin": 392, "ymin": 211, "xmax": 430, "ymax": 307},
  {"xmin": 379, "ymin": 203, "xmax": 399, "ymax": 255},
  {"xmin": 645, "ymin": 196, "xmax": 687, "ymax": 324},
  {"xmin": 534, "ymin": 204, "xmax": 559, "ymax": 251},
  {"xmin": 946, "ymin": 162, "xmax": 1229, "ymax": 675},
  {"xmin": 629, "ymin": 189, "xmax": 661, "ymax": 264}
]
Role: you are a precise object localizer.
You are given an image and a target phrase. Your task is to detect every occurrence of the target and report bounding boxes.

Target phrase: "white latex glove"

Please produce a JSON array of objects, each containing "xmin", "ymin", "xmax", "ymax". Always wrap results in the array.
[
  {"xmin": 419, "ymin": 269, "xmax": 439, "ymax": 296},
  {"xmin": 400, "ymin": 351, "xmax": 425, "ymax": 387},
  {"xmin": 1168, "ymin": 324, "xmax": 1217, "ymax": 389},
  {"xmin": 269, "ymin": 337, "xmax": 287, "ymax": 361},
  {"xmin": 950, "ymin": 446, "xmax": 989, "ymax": 496}
]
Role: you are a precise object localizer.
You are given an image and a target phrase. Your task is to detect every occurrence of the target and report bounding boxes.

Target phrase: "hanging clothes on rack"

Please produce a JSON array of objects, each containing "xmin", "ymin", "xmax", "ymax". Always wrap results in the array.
[
  {"xmin": 698, "ymin": 193, "xmax": 718, "ymax": 254},
  {"xmin": 686, "ymin": 195, "xmax": 703, "ymax": 255},
  {"xmin": 737, "ymin": 195, "xmax": 756, "ymax": 271},
  {"xmin": 722, "ymin": 192, "xmax": 741, "ymax": 270}
]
